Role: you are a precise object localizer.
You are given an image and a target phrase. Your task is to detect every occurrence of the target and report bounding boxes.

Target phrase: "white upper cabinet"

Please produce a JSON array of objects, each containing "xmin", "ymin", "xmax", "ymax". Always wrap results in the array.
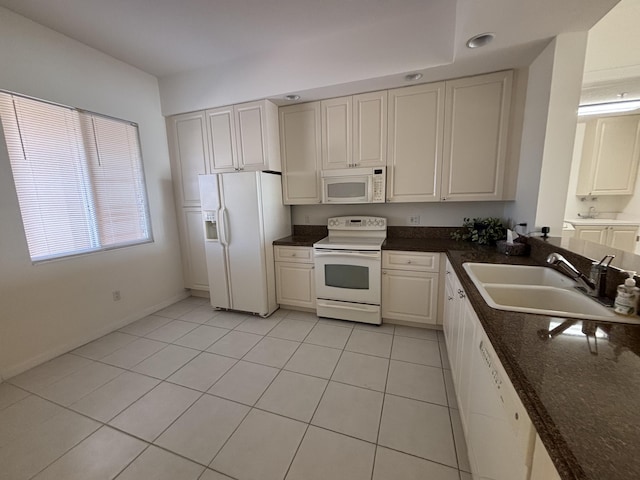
[
  {"xmin": 206, "ymin": 106, "xmax": 237, "ymax": 172},
  {"xmin": 235, "ymin": 100, "xmax": 281, "ymax": 172},
  {"xmin": 321, "ymin": 97, "xmax": 352, "ymax": 170},
  {"xmin": 441, "ymin": 70, "xmax": 512, "ymax": 201},
  {"xmin": 279, "ymin": 70, "xmax": 515, "ymax": 204},
  {"xmin": 207, "ymin": 100, "xmax": 281, "ymax": 174},
  {"xmin": 167, "ymin": 111, "xmax": 210, "ymax": 207},
  {"xmin": 353, "ymin": 91, "xmax": 387, "ymax": 168},
  {"xmin": 387, "ymin": 82, "xmax": 445, "ymax": 202},
  {"xmin": 279, "ymin": 102, "xmax": 322, "ymax": 204},
  {"xmin": 577, "ymin": 114, "xmax": 640, "ymax": 196},
  {"xmin": 321, "ymin": 91, "xmax": 387, "ymax": 170}
]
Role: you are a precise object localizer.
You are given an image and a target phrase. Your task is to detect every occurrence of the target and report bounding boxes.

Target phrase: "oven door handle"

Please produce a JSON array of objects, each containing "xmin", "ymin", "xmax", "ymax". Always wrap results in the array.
[{"xmin": 313, "ymin": 250, "xmax": 381, "ymax": 259}]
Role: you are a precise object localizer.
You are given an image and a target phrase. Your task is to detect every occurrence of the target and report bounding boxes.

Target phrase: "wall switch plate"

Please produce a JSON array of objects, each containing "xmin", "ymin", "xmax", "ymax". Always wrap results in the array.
[{"xmin": 409, "ymin": 215, "xmax": 420, "ymax": 225}]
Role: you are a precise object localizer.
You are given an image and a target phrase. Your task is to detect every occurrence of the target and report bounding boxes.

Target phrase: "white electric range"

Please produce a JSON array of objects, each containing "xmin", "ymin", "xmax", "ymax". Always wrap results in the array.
[{"xmin": 313, "ymin": 216, "xmax": 387, "ymax": 325}]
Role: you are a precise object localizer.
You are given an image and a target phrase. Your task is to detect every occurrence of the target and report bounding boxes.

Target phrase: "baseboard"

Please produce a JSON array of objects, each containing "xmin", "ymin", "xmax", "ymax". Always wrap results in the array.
[{"xmin": 1, "ymin": 290, "xmax": 190, "ymax": 381}]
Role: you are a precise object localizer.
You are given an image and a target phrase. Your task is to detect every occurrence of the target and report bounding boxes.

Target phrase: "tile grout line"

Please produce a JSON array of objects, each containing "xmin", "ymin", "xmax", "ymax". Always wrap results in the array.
[
  {"xmin": 8, "ymin": 303, "xmax": 453, "ymax": 479},
  {"xmin": 370, "ymin": 326, "xmax": 395, "ymax": 480},
  {"xmin": 280, "ymin": 318, "xmax": 356, "ymax": 480}
]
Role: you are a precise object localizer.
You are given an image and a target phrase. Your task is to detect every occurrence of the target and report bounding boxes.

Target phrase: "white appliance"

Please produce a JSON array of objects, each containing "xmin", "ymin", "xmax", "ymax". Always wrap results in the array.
[
  {"xmin": 466, "ymin": 328, "xmax": 534, "ymax": 480},
  {"xmin": 314, "ymin": 216, "xmax": 387, "ymax": 324},
  {"xmin": 321, "ymin": 167, "xmax": 386, "ymax": 204},
  {"xmin": 199, "ymin": 172, "xmax": 291, "ymax": 317}
]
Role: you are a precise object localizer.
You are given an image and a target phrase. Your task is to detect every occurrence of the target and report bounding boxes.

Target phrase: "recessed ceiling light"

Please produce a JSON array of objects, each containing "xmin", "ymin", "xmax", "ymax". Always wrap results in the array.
[
  {"xmin": 404, "ymin": 73, "xmax": 423, "ymax": 82},
  {"xmin": 284, "ymin": 94, "xmax": 300, "ymax": 101},
  {"xmin": 466, "ymin": 33, "xmax": 495, "ymax": 49}
]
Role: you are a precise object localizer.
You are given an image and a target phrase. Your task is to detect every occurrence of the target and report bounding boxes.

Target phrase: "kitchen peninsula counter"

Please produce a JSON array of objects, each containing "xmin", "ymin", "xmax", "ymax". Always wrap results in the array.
[{"xmin": 274, "ymin": 229, "xmax": 640, "ymax": 480}]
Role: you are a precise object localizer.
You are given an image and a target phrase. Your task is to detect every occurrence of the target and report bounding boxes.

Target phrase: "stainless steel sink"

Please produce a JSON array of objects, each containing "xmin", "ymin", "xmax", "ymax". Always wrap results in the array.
[{"xmin": 462, "ymin": 262, "xmax": 640, "ymax": 324}]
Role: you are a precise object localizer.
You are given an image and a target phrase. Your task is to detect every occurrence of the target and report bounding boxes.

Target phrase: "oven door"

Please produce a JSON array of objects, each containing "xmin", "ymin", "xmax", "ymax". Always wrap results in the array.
[
  {"xmin": 322, "ymin": 175, "xmax": 372, "ymax": 204},
  {"xmin": 314, "ymin": 249, "xmax": 381, "ymax": 304}
]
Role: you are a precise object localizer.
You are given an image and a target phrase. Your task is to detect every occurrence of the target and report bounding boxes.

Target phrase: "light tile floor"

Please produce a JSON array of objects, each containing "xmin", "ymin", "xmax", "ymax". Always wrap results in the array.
[{"xmin": 0, "ymin": 297, "xmax": 471, "ymax": 480}]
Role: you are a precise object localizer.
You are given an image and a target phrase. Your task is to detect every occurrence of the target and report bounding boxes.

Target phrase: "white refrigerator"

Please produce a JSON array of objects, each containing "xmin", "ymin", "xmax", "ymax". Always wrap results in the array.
[{"xmin": 198, "ymin": 171, "xmax": 291, "ymax": 317}]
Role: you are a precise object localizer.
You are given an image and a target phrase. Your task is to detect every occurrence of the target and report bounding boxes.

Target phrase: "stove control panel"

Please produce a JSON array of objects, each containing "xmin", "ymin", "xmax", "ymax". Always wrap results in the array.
[{"xmin": 327, "ymin": 216, "xmax": 387, "ymax": 231}]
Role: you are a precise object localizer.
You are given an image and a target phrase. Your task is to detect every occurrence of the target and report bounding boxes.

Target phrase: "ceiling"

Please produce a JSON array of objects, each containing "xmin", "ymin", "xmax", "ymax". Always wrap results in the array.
[
  {"xmin": 581, "ymin": 0, "xmax": 640, "ymax": 104},
  {"xmin": 0, "ymin": 0, "xmax": 621, "ymax": 113}
]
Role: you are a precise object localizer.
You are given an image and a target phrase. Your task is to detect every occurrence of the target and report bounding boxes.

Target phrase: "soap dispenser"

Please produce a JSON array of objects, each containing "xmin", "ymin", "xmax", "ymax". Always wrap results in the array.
[{"xmin": 614, "ymin": 271, "xmax": 640, "ymax": 316}]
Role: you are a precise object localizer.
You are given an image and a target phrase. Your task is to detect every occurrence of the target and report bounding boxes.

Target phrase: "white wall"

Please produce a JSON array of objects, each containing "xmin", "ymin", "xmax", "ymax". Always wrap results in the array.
[
  {"xmin": 0, "ymin": 8, "xmax": 186, "ymax": 379},
  {"xmin": 503, "ymin": 40, "xmax": 556, "ymax": 230},
  {"xmin": 292, "ymin": 202, "xmax": 510, "ymax": 227},
  {"xmin": 504, "ymin": 33, "xmax": 588, "ymax": 235},
  {"xmin": 535, "ymin": 32, "xmax": 589, "ymax": 232}
]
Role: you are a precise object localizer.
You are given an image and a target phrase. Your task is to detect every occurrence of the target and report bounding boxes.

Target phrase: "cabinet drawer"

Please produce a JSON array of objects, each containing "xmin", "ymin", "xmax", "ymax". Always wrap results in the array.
[
  {"xmin": 382, "ymin": 251, "xmax": 440, "ymax": 272},
  {"xmin": 274, "ymin": 246, "xmax": 313, "ymax": 263}
]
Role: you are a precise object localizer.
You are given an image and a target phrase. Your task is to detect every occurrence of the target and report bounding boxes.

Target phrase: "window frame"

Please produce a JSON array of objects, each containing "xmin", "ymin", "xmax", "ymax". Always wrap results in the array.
[{"xmin": 0, "ymin": 89, "xmax": 154, "ymax": 264}]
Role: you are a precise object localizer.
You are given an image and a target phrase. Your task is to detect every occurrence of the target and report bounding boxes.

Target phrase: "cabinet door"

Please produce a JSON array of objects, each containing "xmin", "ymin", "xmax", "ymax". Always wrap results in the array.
[
  {"xmin": 179, "ymin": 208, "xmax": 209, "ymax": 290},
  {"xmin": 607, "ymin": 226, "xmax": 638, "ymax": 251},
  {"xmin": 441, "ymin": 70, "xmax": 512, "ymax": 201},
  {"xmin": 578, "ymin": 115, "xmax": 640, "ymax": 195},
  {"xmin": 280, "ymin": 102, "xmax": 322, "ymax": 204},
  {"xmin": 353, "ymin": 91, "xmax": 387, "ymax": 167},
  {"xmin": 321, "ymin": 97, "xmax": 352, "ymax": 170},
  {"xmin": 275, "ymin": 262, "xmax": 316, "ymax": 309},
  {"xmin": 167, "ymin": 111, "xmax": 209, "ymax": 206},
  {"xmin": 387, "ymin": 82, "xmax": 445, "ymax": 202},
  {"xmin": 206, "ymin": 106, "xmax": 237, "ymax": 173},
  {"xmin": 575, "ymin": 226, "xmax": 608, "ymax": 245},
  {"xmin": 381, "ymin": 269, "xmax": 439, "ymax": 325},
  {"xmin": 235, "ymin": 101, "xmax": 268, "ymax": 171}
]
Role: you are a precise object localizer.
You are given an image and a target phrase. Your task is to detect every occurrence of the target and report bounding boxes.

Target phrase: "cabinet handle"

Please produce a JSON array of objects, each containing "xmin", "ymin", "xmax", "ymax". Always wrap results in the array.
[
  {"xmin": 407, "ymin": 260, "xmax": 412, "ymax": 264},
  {"xmin": 382, "ymin": 271, "xmax": 387, "ymax": 275},
  {"xmin": 441, "ymin": 197, "xmax": 447, "ymax": 201},
  {"xmin": 448, "ymin": 296, "xmax": 453, "ymax": 301},
  {"xmin": 446, "ymin": 270, "xmax": 450, "ymax": 275}
]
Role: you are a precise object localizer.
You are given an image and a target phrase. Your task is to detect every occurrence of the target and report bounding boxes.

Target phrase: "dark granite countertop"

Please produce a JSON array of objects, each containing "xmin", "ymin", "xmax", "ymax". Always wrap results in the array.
[
  {"xmin": 273, "ymin": 230, "xmax": 640, "ymax": 479},
  {"xmin": 446, "ymin": 248, "xmax": 640, "ymax": 480},
  {"xmin": 273, "ymin": 234, "xmax": 326, "ymax": 247}
]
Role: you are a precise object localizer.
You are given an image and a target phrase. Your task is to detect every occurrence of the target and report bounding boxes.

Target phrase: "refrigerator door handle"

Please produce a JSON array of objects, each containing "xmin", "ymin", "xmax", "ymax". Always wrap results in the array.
[
  {"xmin": 217, "ymin": 208, "xmax": 227, "ymax": 246},
  {"xmin": 219, "ymin": 207, "xmax": 230, "ymax": 246}
]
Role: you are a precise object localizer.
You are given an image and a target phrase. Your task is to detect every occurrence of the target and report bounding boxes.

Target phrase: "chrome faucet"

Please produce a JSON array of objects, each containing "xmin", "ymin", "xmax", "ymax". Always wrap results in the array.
[{"xmin": 546, "ymin": 253, "xmax": 596, "ymax": 294}]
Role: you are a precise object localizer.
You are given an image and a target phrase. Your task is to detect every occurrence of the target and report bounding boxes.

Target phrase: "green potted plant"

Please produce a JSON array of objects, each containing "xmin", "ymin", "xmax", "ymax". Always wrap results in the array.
[{"xmin": 451, "ymin": 217, "xmax": 507, "ymax": 245}]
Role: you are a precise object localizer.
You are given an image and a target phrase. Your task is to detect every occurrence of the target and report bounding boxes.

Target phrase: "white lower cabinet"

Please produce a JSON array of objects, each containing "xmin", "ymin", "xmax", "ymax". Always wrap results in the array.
[
  {"xmin": 381, "ymin": 251, "xmax": 440, "ymax": 325},
  {"xmin": 573, "ymin": 224, "xmax": 639, "ymax": 252},
  {"xmin": 274, "ymin": 246, "xmax": 316, "ymax": 309},
  {"xmin": 444, "ymin": 259, "xmax": 536, "ymax": 480}
]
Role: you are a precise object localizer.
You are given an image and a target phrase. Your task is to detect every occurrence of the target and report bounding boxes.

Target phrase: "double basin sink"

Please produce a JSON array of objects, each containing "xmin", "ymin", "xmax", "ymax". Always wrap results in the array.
[{"xmin": 463, "ymin": 262, "xmax": 640, "ymax": 324}]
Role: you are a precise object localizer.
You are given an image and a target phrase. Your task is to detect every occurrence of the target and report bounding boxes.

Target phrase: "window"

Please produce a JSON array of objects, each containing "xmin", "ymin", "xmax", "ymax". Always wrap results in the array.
[{"xmin": 0, "ymin": 91, "xmax": 152, "ymax": 262}]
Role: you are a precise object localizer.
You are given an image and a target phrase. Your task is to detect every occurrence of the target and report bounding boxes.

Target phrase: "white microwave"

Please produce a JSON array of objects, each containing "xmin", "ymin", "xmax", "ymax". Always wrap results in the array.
[{"xmin": 321, "ymin": 167, "xmax": 386, "ymax": 204}]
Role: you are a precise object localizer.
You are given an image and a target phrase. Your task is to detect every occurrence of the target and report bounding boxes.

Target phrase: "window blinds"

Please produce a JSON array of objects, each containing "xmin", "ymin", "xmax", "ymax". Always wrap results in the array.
[{"xmin": 0, "ymin": 92, "xmax": 152, "ymax": 262}]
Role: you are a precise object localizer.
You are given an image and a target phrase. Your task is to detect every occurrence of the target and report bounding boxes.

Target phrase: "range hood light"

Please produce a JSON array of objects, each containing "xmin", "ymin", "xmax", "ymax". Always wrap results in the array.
[
  {"xmin": 466, "ymin": 33, "xmax": 495, "ymax": 49},
  {"xmin": 284, "ymin": 94, "xmax": 300, "ymax": 101},
  {"xmin": 578, "ymin": 100, "xmax": 640, "ymax": 116}
]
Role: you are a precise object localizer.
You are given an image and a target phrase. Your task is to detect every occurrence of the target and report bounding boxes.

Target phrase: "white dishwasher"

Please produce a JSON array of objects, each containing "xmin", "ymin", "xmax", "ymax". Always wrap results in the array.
[{"xmin": 464, "ymin": 327, "xmax": 535, "ymax": 480}]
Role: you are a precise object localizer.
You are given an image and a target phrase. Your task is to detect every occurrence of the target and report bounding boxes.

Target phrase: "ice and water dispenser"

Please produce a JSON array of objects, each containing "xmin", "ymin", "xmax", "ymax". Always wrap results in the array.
[{"xmin": 203, "ymin": 212, "xmax": 218, "ymax": 241}]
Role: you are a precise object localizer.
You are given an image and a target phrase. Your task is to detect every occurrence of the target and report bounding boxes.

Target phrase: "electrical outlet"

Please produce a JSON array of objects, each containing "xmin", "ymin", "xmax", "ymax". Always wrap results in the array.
[
  {"xmin": 409, "ymin": 215, "xmax": 420, "ymax": 225},
  {"xmin": 112, "ymin": 290, "xmax": 121, "ymax": 301}
]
